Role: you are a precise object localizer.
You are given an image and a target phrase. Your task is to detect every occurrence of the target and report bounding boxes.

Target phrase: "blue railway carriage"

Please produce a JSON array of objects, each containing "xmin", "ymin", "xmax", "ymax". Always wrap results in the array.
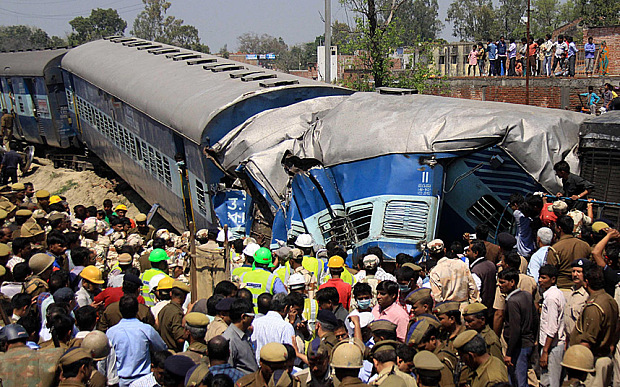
[
  {"xmin": 210, "ymin": 92, "xmax": 587, "ymax": 263},
  {"xmin": 60, "ymin": 37, "xmax": 351, "ymax": 232},
  {"xmin": 0, "ymin": 48, "xmax": 76, "ymax": 147}
]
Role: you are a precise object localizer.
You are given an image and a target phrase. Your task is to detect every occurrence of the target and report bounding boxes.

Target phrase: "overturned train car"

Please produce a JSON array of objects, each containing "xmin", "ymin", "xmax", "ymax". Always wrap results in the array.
[{"xmin": 210, "ymin": 92, "xmax": 588, "ymax": 262}]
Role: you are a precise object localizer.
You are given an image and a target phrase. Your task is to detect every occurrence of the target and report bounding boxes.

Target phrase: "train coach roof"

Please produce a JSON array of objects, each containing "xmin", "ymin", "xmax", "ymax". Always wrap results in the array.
[
  {"xmin": 61, "ymin": 38, "xmax": 350, "ymax": 145},
  {"xmin": 580, "ymin": 111, "xmax": 620, "ymax": 150},
  {"xmin": 0, "ymin": 48, "xmax": 69, "ymax": 76},
  {"xmin": 212, "ymin": 92, "xmax": 588, "ymax": 201}
]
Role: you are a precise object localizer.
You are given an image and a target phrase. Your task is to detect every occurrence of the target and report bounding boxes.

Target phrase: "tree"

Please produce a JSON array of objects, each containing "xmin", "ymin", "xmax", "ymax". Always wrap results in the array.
[
  {"xmin": 497, "ymin": 0, "xmax": 527, "ymax": 37},
  {"xmin": 446, "ymin": 0, "xmax": 498, "ymax": 41},
  {"xmin": 218, "ymin": 44, "xmax": 230, "ymax": 59},
  {"xmin": 237, "ymin": 33, "xmax": 288, "ymax": 55},
  {"xmin": 576, "ymin": 0, "xmax": 618, "ymax": 26},
  {"xmin": 0, "ymin": 25, "xmax": 65, "ymax": 51},
  {"xmin": 132, "ymin": 0, "xmax": 209, "ymax": 52},
  {"xmin": 389, "ymin": 0, "xmax": 443, "ymax": 44},
  {"xmin": 68, "ymin": 8, "xmax": 127, "ymax": 45}
]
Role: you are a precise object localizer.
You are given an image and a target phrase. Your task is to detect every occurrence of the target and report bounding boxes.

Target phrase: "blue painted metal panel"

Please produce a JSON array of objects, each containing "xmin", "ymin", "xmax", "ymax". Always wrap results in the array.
[{"xmin": 212, "ymin": 189, "xmax": 252, "ymax": 238}]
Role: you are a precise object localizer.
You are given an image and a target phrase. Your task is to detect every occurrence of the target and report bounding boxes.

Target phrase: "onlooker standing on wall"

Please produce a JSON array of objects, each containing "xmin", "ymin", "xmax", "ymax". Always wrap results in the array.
[
  {"xmin": 507, "ymin": 38, "xmax": 517, "ymax": 76},
  {"xmin": 468, "ymin": 45, "xmax": 478, "ymax": 76},
  {"xmin": 584, "ymin": 37, "xmax": 596, "ymax": 77},
  {"xmin": 487, "ymin": 39, "xmax": 497, "ymax": 76},
  {"xmin": 527, "ymin": 37, "xmax": 538, "ymax": 77},
  {"xmin": 537, "ymin": 38, "xmax": 545, "ymax": 76},
  {"xmin": 552, "ymin": 35, "xmax": 567, "ymax": 75},
  {"xmin": 477, "ymin": 43, "xmax": 486, "ymax": 76},
  {"xmin": 542, "ymin": 34, "xmax": 554, "ymax": 76},
  {"xmin": 497, "ymin": 36, "xmax": 507, "ymax": 75},
  {"xmin": 567, "ymin": 36, "xmax": 577, "ymax": 77}
]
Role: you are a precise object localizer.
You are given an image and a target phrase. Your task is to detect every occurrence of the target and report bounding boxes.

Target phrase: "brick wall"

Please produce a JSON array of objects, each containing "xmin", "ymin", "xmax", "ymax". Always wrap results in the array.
[
  {"xmin": 424, "ymin": 77, "xmax": 618, "ymax": 112},
  {"xmin": 583, "ymin": 25, "xmax": 620, "ymax": 76}
]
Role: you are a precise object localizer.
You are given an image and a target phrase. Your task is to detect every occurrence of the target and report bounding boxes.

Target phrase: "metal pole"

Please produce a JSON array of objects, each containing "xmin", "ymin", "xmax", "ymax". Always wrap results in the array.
[
  {"xmin": 325, "ymin": 0, "xmax": 331, "ymax": 83},
  {"xmin": 525, "ymin": 0, "xmax": 531, "ymax": 105},
  {"xmin": 189, "ymin": 221, "xmax": 197, "ymax": 303}
]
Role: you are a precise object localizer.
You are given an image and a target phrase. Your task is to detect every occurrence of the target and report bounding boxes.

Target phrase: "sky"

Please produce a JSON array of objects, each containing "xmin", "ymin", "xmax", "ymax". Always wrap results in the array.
[{"xmin": 0, "ymin": 0, "xmax": 456, "ymax": 52}]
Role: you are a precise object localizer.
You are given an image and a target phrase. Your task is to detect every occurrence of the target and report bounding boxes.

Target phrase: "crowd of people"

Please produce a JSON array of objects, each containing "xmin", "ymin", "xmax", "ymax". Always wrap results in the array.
[
  {"xmin": 466, "ymin": 35, "xmax": 609, "ymax": 78},
  {"xmin": 0, "ymin": 158, "xmax": 618, "ymax": 387}
]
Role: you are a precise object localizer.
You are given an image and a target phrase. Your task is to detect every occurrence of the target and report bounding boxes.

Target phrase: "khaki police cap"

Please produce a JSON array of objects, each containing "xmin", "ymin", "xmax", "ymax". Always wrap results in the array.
[
  {"xmin": 462, "ymin": 302, "xmax": 487, "ymax": 316},
  {"xmin": 35, "ymin": 190, "xmax": 50, "ymax": 199},
  {"xmin": 48, "ymin": 212, "xmax": 66, "ymax": 221},
  {"xmin": 405, "ymin": 288, "xmax": 432, "ymax": 305},
  {"xmin": 15, "ymin": 209, "xmax": 32, "ymax": 217},
  {"xmin": 135, "ymin": 213, "xmax": 147, "ymax": 222},
  {"xmin": 403, "ymin": 263, "xmax": 422, "ymax": 272},
  {"xmin": 0, "ymin": 243, "xmax": 10, "ymax": 257},
  {"xmin": 369, "ymin": 319, "xmax": 397, "ymax": 333},
  {"xmin": 21, "ymin": 219, "xmax": 44, "ymax": 238},
  {"xmin": 185, "ymin": 363, "xmax": 210, "ymax": 387},
  {"xmin": 29, "ymin": 253, "xmax": 55, "ymax": 275},
  {"xmin": 260, "ymin": 342, "xmax": 288, "ymax": 362},
  {"xmin": 172, "ymin": 280, "xmax": 190, "ymax": 293},
  {"xmin": 11, "ymin": 183, "xmax": 25, "ymax": 191},
  {"xmin": 59, "ymin": 347, "xmax": 92, "ymax": 366},
  {"xmin": 453, "ymin": 330, "xmax": 479, "ymax": 350},
  {"xmin": 408, "ymin": 319, "xmax": 435, "ymax": 346},
  {"xmin": 414, "ymin": 350, "xmax": 445, "ymax": 372},
  {"xmin": 0, "ymin": 265, "xmax": 5, "ymax": 277},
  {"xmin": 433, "ymin": 301, "xmax": 460, "ymax": 315},
  {"xmin": 0, "ymin": 198, "xmax": 16, "ymax": 213},
  {"xmin": 0, "ymin": 209, "xmax": 7, "ymax": 221},
  {"xmin": 371, "ymin": 340, "xmax": 401, "ymax": 356},
  {"xmin": 185, "ymin": 312, "xmax": 209, "ymax": 328},
  {"xmin": 117, "ymin": 253, "xmax": 132, "ymax": 265}
]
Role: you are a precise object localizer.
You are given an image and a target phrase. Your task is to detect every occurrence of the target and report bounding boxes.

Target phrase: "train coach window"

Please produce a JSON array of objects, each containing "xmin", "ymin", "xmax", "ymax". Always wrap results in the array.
[
  {"xmin": 467, "ymin": 194, "xmax": 512, "ymax": 233},
  {"xmin": 382, "ymin": 200, "xmax": 429, "ymax": 240},
  {"xmin": 195, "ymin": 180, "xmax": 208, "ymax": 216}
]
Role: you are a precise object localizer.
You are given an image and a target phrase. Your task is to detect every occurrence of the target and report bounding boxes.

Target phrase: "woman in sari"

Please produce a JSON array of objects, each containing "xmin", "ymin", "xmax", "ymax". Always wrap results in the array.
[{"xmin": 598, "ymin": 41, "xmax": 609, "ymax": 76}]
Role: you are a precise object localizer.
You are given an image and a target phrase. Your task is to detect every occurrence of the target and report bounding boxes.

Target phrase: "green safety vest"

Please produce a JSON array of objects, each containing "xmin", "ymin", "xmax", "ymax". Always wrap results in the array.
[
  {"xmin": 240, "ymin": 269, "xmax": 278, "ymax": 312},
  {"xmin": 140, "ymin": 268, "xmax": 169, "ymax": 307},
  {"xmin": 302, "ymin": 256, "xmax": 325, "ymax": 283},
  {"xmin": 232, "ymin": 265, "xmax": 252, "ymax": 279},
  {"xmin": 275, "ymin": 262, "xmax": 292, "ymax": 284}
]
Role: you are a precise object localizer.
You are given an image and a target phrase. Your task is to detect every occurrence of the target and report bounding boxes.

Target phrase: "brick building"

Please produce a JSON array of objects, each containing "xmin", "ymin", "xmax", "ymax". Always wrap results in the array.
[{"xmin": 583, "ymin": 25, "xmax": 620, "ymax": 76}]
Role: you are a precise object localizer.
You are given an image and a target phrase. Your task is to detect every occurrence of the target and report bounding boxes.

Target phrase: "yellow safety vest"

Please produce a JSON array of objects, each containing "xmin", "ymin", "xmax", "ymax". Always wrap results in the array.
[
  {"xmin": 240, "ymin": 269, "xmax": 278, "ymax": 312},
  {"xmin": 275, "ymin": 262, "xmax": 292, "ymax": 284},
  {"xmin": 139, "ymin": 268, "xmax": 170, "ymax": 307},
  {"xmin": 232, "ymin": 265, "xmax": 252, "ymax": 279},
  {"xmin": 302, "ymin": 256, "xmax": 326, "ymax": 283},
  {"xmin": 322, "ymin": 267, "xmax": 357, "ymax": 286}
]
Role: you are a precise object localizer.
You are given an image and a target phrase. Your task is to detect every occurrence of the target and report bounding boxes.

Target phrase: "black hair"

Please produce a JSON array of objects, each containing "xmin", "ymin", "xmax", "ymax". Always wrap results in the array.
[
  {"xmin": 202, "ymin": 374, "xmax": 235, "ymax": 387},
  {"xmin": 475, "ymin": 224, "xmax": 490, "ymax": 240},
  {"xmin": 122, "ymin": 278, "xmax": 140, "ymax": 295},
  {"xmin": 286, "ymin": 292, "xmax": 305, "ymax": 309},
  {"xmin": 151, "ymin": 350, "xmax": 172, "ymax": 369},
  {"xmin": 51, "ymin": 313, "xmax": 74, "ymax": 339},
  {"xmin": 229, "ymin": 299, "xmax": 253, "ymax": 323},
  {"xmin": 373, "ymin": 348, "xmax": 397, "ymax": 363},
  {"xmin": 396, "ymin": 343, "xmax": 415, "ymax": 362},
  {"xmin": 498, "ymin": 268, "xmax": 519, "ymax": 283},
  {"xmin": 103, "ymin": 199, "xmax": 113, "ymax": 208},
  {"xmin": 395, "ymin": 267, "xmax": 416, "ymax": 283},
  {"xmin": 214, "ymin": 281, "xmax": 238, "ymax": 297},
  {"xmin": 316, "ymin": 287, "xmax": 339, "ymax": 306},
  {"xmin": 49, "ymin": 271, "xmax": 70, "ymax": 294},
  {"xmin": 284, "ymin": 343, "xmax": 296, "ymax": 361},
  {"xmin": 460, "ymin": 334, "xmax": 486, "ymax": 355},
  {"xmin": 86, "ymin": 206, "xmax": 97, "ymax": 217},
  {"xmin": 119, "ymin": 296, "xmax": 139, "ymax": 319},
  {"xmin": 13, "ymin": 262, "xmax": 31, "ymax": 282},
  {"xmin": 470, "ymin": 241, "xmax": 487, "ymax": 257},
  {"xmin": 74, "ymin": 306, "xmax": 97, "ymax": 331},
  {"xmin": 504, "ymin": 250, "xmax": 522, "ymax": 270},
  {"xmin": 539, "ymin": 264, "xmax": 559, "ymax": 279},
  {"xmin": 61, "ymin": 357, "xmax": 93, "ymax": 378},
  {"xmin": 353, "ymin": 282, "xmax": 373, "ymax": 299},
  {"xmin": 65, "ymin": 232, "xmax": 80, "ymax": 246},
  {"xmin": 445, "ymin": 310, "xmax": 462, "ymax": 325},
  {"xmin": 152, "ymin": 238, "xmax": 166, "ymax": 250},
  {"xmin": 109, "ymin": 217, "xmax": 121, "ymax": 227},
  {"xmin": 47, "ymin": 233, "xmax": 66, "ymax": 247},
  {"xmin": 585, "ymin": 266, "xmax": 605, "ymax": 291},
  {"xmin": 96, "ymin": 210, "xmax": 106, "ymax": 218},
  {"xmin": 207, "ymin": 335, "xmax": 230, "ymax": 362},
  {"xmin": 270, "ymin": 293, "xmax": 290, "ymax": 312},
  {"xmin": 376, "ymin": 280, "xmax": 399, "ymax": 297},
  {"xmin": 232, "ymin": 239, "xmax": 244, "ymax": 254},
  {"xmin": 395, "ymin": 253, "xmax": 414, "ymax": 266},
  {"xmin": 162, "ymin": 368, "xmax": 185, "ymax": 386},
  {"xmin": 17, "ymin": 314, "xmax": 41, "ymax": 337},
  {"xmin": 11, "ymin": 237, "xmax": 30, "ymax": 255},
  {"xmin": 171, "ymin": 287, "xmax": 188, "ymax": 299},
  {"xmin": 419, "ymin": 373, "xmax": 442, "ymax": 386},
  {"xmin": 207, "ymin": 294, "xmax": 225, "ymax": 316},
  {"xmin": 237, "ymin": 288, "xmax": 252, "ymax": 302},
  {"xmin": 70, "ymin": 247, "xmax": 91, "ymax": 267},
  {"xmin": 553, "ymin": 161, "xmax": 570, "ymax": 174},
  {"xmin": 257, "ymin": 293, "xmax": 272, "ymax": 315},
  {"xmin": 556, "ymin": 215, "xmax": 574, "ymax": 235},
  {"xmin": 509, "ymin": 193, "xmax": 524, "ymax": 206},
  {"xmin": 11, "ymin": 293, "xmax": 31, "ymax": 310}
]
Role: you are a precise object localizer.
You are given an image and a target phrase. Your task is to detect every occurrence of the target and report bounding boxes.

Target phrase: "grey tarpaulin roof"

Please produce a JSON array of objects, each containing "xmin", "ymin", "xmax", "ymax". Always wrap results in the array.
[
  {"xmin": 61, "ymin": 38, "xmax": 349, "ymax": 145},
  {"xmin": 0, "ymin": 48, "xmax": 69, "ymax": 76},
  {"xmin": 211, "ymin": 92, "xmax": 588, "ymax": 204}
]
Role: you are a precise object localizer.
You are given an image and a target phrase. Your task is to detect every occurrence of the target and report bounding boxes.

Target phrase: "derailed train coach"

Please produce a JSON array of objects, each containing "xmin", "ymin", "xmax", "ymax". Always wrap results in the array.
[
  {"xmin": 0, "ymin": 48, "xmax": 77, "ymax": 148},
  {"xmin": 209, "ymin": 92, "xmax": 588, "ymax": 262},
  {"xmin": 60, "ymin": 37, "xmax": 353, "ymax": 232}
]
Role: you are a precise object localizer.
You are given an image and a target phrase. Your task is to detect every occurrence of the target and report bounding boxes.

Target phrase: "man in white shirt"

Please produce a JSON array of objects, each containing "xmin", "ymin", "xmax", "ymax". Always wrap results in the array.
[
  {"xmin": 251, "ymin": 292, "xmax": 295, "ymax": 364},
  {"xmin": 542, "ymin": 34, "xmax": 554, "ymax": 76},
  {"xmin": 552, "ymin": 35, "xmax": 568, "ymax": 75},
  {"xmin": 538, "ymin": 264, "xmax": 566, "ymax": 387},
  {"xmin": 527, "ymin": 227, "xmax": 553, "ymax": 282}
]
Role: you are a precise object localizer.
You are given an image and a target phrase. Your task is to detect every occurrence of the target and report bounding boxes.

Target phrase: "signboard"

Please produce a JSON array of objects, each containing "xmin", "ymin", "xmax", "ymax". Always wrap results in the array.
[
  {"xmin": 245, "ymin": 54, "xmax": 258, "ymax": 60},
  {"xmin": 212, "ymin": 189, "xmax": 251, "ymax": 236},
  {"xmin": 266, "ymin": 54, "xmax": 276, "ymax": 60}
]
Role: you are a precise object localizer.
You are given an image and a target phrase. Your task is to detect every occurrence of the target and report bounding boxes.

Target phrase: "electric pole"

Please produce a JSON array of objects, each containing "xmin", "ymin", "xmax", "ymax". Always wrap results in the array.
[{"xmin": 325, "ymin": 0, "xmax": 331, "ymax": 83}]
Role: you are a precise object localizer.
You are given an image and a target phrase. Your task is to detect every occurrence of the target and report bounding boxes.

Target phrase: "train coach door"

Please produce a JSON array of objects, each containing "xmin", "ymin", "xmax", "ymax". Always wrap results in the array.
[{"xmin": 173, "ymin": 134, "xmax": 195, "ymax": 231}]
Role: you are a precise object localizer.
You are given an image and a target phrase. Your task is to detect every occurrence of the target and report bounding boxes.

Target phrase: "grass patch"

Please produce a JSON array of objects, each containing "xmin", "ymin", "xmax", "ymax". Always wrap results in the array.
[{"xmin": 54, "ymin": 180, "xmax": 79, "ymax": 196}]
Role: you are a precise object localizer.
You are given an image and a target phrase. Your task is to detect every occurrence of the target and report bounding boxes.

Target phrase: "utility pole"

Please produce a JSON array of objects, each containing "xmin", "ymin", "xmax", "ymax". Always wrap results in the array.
[
  {"xmin": 325, "ymin": 0, "xmax": 331, "ymax": 83},
  {"xmin": 525, "ymin": 0, "xmax": 531, "ymax": 105}
]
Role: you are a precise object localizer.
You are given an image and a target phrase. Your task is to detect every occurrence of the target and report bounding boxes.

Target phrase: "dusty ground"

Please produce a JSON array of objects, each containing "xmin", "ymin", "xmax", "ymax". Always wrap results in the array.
[{"xmin": 21, "ymin": 157, "xmax": 141, "ymax": 218}]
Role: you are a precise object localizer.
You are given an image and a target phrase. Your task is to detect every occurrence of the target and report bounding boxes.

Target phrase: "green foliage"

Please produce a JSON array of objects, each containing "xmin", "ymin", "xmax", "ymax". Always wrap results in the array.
[
  {"xmin": 68, "ymin": 8, "xmax": 127, "ymax": 45},
  {"xmin": 446, "ymin": 0, "xmax": 498, "ymax": 41},
  {"xmin": 389, "ymin": 0, "xmax": 443, "ymax": 44},
  {"xmin": 531, "ymin": 0, "xmax": 560, "ymax": 36},
  {"xmin": 218, "ymin": 44, "xmax": 230, "ymax": 59},
  {"xmin": 237, "ymin": 33, "xmax": 288, "ymax": 55},
  {"xmin": 497, "ymin": 0, "xmax": 527, "ymax": 38},
  {"xmin": 131, "ymin": 0, "xmax": 209, "ymax": 53},
  {"xmin": 0, "ymin": 25, "xmax": 65, "ymax": 51},
  {"xmin": 578, "ymin": 0, "xmax": 620, "ymax": 26},
  {"xmin": 394, "ymin": 42, "xmax": 445, "ymax": 93}
]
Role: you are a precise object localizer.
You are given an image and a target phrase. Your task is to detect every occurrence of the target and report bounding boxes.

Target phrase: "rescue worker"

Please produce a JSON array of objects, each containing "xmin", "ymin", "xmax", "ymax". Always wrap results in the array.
[
  {"xmin": 157, "ymin": 280, "xmax": 190, "ymax": 352},
  {"xmin": 23, "ymin": 253, "xmax": 55, "ymax": 298},
  {"xmin": 232, "ymin": 242, "xmax": 260, "ymax": 283},
  {"xmin": 139, "ymin": 248, "xmax": 171, "ymax": 307},
  {"xmin": 288, "ymin": 272, "xmax": 319, "ymax": 332},
  {"xmin": 80, "ymin": 330, "xmax": 117, "ymax": 387},
  {"xmin": 413, "ymin": 351, "xmax": 444, "ymax": 387},
  {"xmin": 236, "ymin": 342, "xmax": 301, "ymax": 387},
  {"xmin": 239, "ymin": 247, "xmax": 287, "ymax": 308},
  {"xmin": 331, "ymin": 340, "xmax": 368, "ymax": 386},
  {"xmin": 182, "ymin": 312, "xmax": 209, "ymax": 363},
  {"xmin": 127, "ymin": 213, "xmax": 155, "ymax": 242},
  {"xmin": 561, "ymin": 344, "xmax": 595, "ymax": 387},
  {"xmin": 76, "ymin": 266, "xmax": 104, "ymax": 307},
  {"xmin": 1, "ymin": 109, "xmax": 14, "ymax": 146},
  {"xmin": 57, "ymin": 347, "xmax": 95, "ymax": 387},
  {"xmin": 296, "ymin": 233, "xmax": 327, "ymax": 284},
  {"xmin": 461, "ymin": 303, "xmax": 503, "ymax": 360},
  {"xmin": 284, "ymin": 248, "xmax": 317, "ymax": 297},
  {"xmin": 194, "ymin": 229, "xmax": 225, "ymax": 300},
  {"xmin": 369, "ymin": 340, "xmax": 416, "ymax": 387},
  {"xmin": 107, "ymin": 253, "xmax": 133, "ymax": 288},
  {"xmin": 453, "ymin": 330, "xmax": 509, "ymax": 387},
  {"xmin": 569, "ymin": 266, "xmax": 618, "ymax": 387}
]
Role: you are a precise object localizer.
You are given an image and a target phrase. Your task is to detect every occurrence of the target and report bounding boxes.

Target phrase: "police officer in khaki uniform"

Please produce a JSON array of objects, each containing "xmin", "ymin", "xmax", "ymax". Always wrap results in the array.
[
  {"xmin": 569, "ymin": 266, "xmax": 618, "ymax": 387},
  {"xmin": 407, "ymin": 317, "xmax": 457, "ymax": 387},
  {"xmin": 561, "ymin": 344, "xmax": 595, "ymax": 387},
  {"xmin": 433, "ymin": 301, "xmax": 466, "ymax": 354},
  {"xmin": 462, "ymin": 303, "xmax": 503, "ymax": 360},
  {"xmin": 453, "ymin": 330, "xmax": 509, "ymax": 387},
  {"xmin": 57, "ymin": 347, "xmax": 96, "ymax": 387},
  {"xmin": 23, "ymin": 253, "xmax": 55, "ymax": 298},
  {"xmin": 369, "ymin": 340, "xmax": 415, "ymax": 387},
  {"xmin": 194, "ymin": 229, "xmax": 225, "ymax": 300},
  {"xmin": 183, "ymin": 312, "xmax": 209, "ymax": 364},
  {"xmin": 35, "ymin": 189, "xmax": 50, "ymax": 212},
  {"xmin": 236, "ymin": 342, "xmax": 302, "ymax": 387},
  {"xmin": 331, "ymin": 340, "xmax": 368, "ymax": 386},
  {"xmin": 157, "ymin": 280, "xmax": 190, "ymax": 352},
  {"xmin": 564, "ymin": 259, "xmax": 590, "ymax": 342},
  {"xmin": 205, "ymin": 297, "xmax": 233, "ymax": 341},
  {"xmin": 413, "ymin": 350, "xmax": 444, "ymax": 387},
  {"xmin": 127, "ymin": 213, "xmax": 155, "ymax": 242}
]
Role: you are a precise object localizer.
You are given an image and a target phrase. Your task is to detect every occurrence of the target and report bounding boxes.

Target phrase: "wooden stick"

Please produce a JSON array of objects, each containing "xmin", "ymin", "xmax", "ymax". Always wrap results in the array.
[
  {"xmin": 189, "ymin": 221, "xmax": 197, "ymax": 303},
  {"xmin": 224, "ymin": 224, "xmax": 230, "ymax": 280}
]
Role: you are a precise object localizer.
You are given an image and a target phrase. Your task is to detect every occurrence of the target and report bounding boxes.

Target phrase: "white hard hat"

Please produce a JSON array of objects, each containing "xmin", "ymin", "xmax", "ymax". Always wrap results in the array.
[
  {"xmin": 295, "ymin": 234, "xmax": 314, "ymax": 248},
  {"xmin": 243, "ymin": 243, "xmax": 260, "ymax": 257},
  {"xmin": 148, "ymin": 274, "xmax": 166, "ymax": 293},
  {"xmin": 287, "ymin": 273, "xmax": 306, "ymax": 287},
  {"xmin": 216, "ymin": 229, "xmax": 234, "ymax": 243}
]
